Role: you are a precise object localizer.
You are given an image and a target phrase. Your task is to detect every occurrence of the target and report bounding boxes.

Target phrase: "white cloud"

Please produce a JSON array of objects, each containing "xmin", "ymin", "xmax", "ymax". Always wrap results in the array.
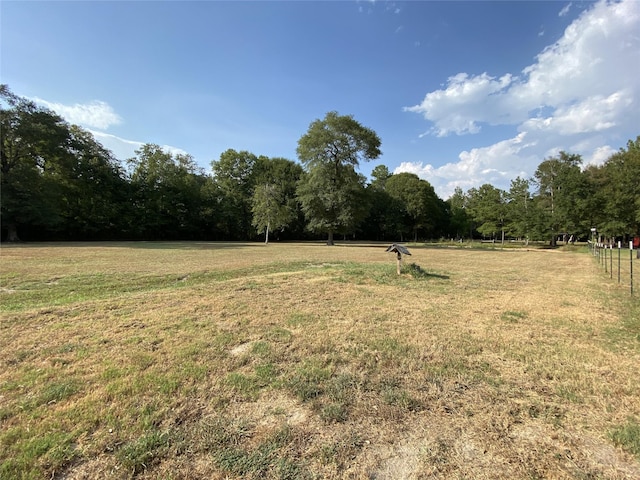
[
  {"xmin": 559, "ymin": 3, "xmax": 572, "ymax": 17},
  {"xmin": 586, "ymin": 145, "xmax": 617, "ymax": 167},
  {"xmin": 33, "ymin": 98, "xmax": 122, "ymax": 130},
  {"xmin": 396, "ymin": 133, "xmax": 538, "ymax": 199},
  {"xmin": 28, "ymin": 97, "xmax": 187, "ymax": 162},
  {"xmin": 404, "ymin": 72, "xmax": 515, "ymax": 136},
  {"xmin": 90, "ymin": 130, "xmax": 188, "ymax": 162},
  {"xmin": 401, "ymin": 0, "xmax": 640, "ymax": 198}
]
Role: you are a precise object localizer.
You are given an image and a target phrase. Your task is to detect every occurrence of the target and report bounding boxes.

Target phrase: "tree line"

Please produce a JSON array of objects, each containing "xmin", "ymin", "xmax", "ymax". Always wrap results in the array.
[{"xmin": 2, "ymin": 85, "xmax": 639, "ymax": 244}]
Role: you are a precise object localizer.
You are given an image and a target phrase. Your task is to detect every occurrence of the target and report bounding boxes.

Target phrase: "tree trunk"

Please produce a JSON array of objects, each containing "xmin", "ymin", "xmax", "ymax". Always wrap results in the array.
[
  {"xmin": 265, "ymin": 222, "xmax": 270, "ymax": 244},
  {"xmin": 327, "ymin": 231, "xmax": 334, "ymax": 246},
  {"xmin": 6, "ymin": 223, "xmax": 20, "ymax": 242}
]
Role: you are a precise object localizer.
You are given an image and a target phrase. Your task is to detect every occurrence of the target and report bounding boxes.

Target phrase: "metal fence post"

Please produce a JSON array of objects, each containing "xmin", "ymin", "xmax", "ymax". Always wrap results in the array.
[
  {"xmin": 618, "ymin": 241, "xmax": 621, "ymax": 283},
  {"xmin": 630, "ymin": 241, "xmax": 634, "ymax": 296},
  {"xmin": 610, "ymin": 244, "xmax": 613, "ymax": 279}
]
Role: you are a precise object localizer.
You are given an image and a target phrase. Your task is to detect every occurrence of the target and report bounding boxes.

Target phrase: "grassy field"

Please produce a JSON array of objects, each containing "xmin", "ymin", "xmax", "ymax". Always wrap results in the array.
[{"xmin": 1, "ymin": 241, "xmax": 639, "ymax": 479}]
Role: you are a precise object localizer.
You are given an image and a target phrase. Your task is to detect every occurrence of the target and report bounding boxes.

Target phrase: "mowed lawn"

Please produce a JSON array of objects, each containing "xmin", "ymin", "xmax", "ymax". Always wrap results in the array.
[{"xmin": 1, "ymin": 242, "xmax": 639, "ymax": 479}]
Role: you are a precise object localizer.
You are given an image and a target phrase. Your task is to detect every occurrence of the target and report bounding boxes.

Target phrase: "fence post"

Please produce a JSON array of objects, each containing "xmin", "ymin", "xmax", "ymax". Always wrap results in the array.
[
  {"xmin": 631, "ymin": 241, "xmax": 634, "ymax": 296},
  {"xmin": 610, "ymin": 244, "xmax": 613, "ymax": 279},
  {"xmin": 604, "ymin": 244, "xmax": 608, "ymax": 273},
  {"xmin": 618, "ymin": 241, "xmax": 621, "ymax": 283}
]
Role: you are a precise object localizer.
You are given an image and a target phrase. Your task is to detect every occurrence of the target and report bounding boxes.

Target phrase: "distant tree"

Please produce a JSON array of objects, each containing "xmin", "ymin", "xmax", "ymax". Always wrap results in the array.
[
  {"xmin": 211, "ymin": 149, "xmax": 259, "ymax": 239},
  {"xmin": 251, "ymin": 157, "xmax": 303, "ymax": 242},
  {"xmin": 361, "ymin": 176, "xmax": 401, "ymax": 241},
  {"xmin": 385, "ymin": 172, "xmax": 445, "ymax": 242},
  {"xmin": 369, "ymin": 164, "xmax": 391, "ymax": 191},
  {"xmin": 467, "ymin": 184, "xmax": 507, "ymax": 244},
  {"xmin": 446, "ymin": 186, "xmax": 471, "ymax": 240},
  {"xmin": 251, "ymin": 183, "xmax": 294, "ymax": 243},
  {"xmin": 296, "ymin": 111, "xmax": 381, "ymax": 245},
  {"xmin": 598, "ymin": 137, "xmax": 640, "ymax": 238},
  {"xmin": 128, "ymin": 144, "xmax": 206, "ymax": 239},
  {"xmin": 533, "ymin": 152, "xmax": 586, "ymax": 246},
  {"xmin": 505, "ymin": 177, "xmax": 532, "ymax": 244},
  {"xmin": 581, "ymin": 164, "xmax": 609, "ymax": 240}
]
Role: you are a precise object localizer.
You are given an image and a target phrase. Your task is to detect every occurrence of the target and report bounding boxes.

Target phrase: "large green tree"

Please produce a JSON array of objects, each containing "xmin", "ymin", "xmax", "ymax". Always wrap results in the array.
[
  {"xmin": 505, "ymin": 177, "xmax": 533, "ymax": 244},
  {"xmin": 362, "ymin": 165, "xmax": 402, "ymax": 241},
  {"xmin": 533, "ymin": 152, "xmax": 587, "ymax": 246},
  {"xmin": 385, "ymin": 173, "xmax": 436, "ymax": 242},
  {"xmin": 446, "ymin": 186, "xmax": 472, "ymax": 240},
  {"xmin": 56, "ymin": 125, "xmax": 129, "ymax": 239},
  {"xmin": 467, "ymin": 184, "xmax": 507, "ymax": 243},
  {"xmin": 597, "ymin": 137, "xmax": 640, "ymax": 239},
  {"xmin": 251, "ymin": 156, "xmax": 302, "ymax": 243},
  {"xmin": 128, "ymin": 144, "xmax": 207, "ymax": 239},
  {"xmin": 296, "ymin": 112, "xmax": 381, "ymax": 245},
  {"xmin": 1, "ymin": 85, "xmax": 74, "ymax": 241},
  {"xmin": 211, "ymin": 149, "xmax": 260, "ymax": 239}
]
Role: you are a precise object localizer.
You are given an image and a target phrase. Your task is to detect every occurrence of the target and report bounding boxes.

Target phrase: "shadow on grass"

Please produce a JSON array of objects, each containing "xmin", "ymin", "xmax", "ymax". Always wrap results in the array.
[{"xmin": 407, "ymin": 263, "xmax": 450, "ymax": 280}]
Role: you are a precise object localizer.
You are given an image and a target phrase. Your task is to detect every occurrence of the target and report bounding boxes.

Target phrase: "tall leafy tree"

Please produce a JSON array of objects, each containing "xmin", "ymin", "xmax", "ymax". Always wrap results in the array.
[
  {"xmin": 505, "ymin": 177, "xmax": 532, "ymax": 244},
  {"xmin": 369, "ymin": 164, "xmax": 391, "ymax": 191},
  {"xmin": 533, "ymin": 152, "xmax": 586, "ymax": 246},
  {"xmin": 598, "ymin": 137, "xmax": 640, "ymax": 239},
  {"xmin": 386, "ymin": 173, "xmax": 429, "ymax": 242},
  {"xmin": 211, "ymin": 149, "xmax": 259, "ymax": 239},
  {"xmin": 296, "ymin": 111, "xmax": 381, "ymax": 245},
  {"xmin": 251, "ymin": 183, "xmax": 294, "ymax": 243},
  {"xmin": 1, "ymin": 85, "xmax": 71, "ymax": 241},
  {"xmin": 128, "ymin": 144, "xmax": 206, "ymax": 239},
  {"xmin": 251, "ymin": 157, "xmax": 303, "ymax": 243},
  {"xmin": 56, "ymin": 125, "xmax": 129, "ymax": 239},
  {"xmin": 362, "ymin": 165, "xmax": 401, "ymax": 241},
  {"xmin": 467, "ymin": 184, "xmax": 507, "ymax": 243},
  {"xmin": 446, "ymin": 186, "xmax": 472, "ymax": 240},
  {"xmin": 385, "ymin": 172, "xmax": 447, "ymax": 242}
]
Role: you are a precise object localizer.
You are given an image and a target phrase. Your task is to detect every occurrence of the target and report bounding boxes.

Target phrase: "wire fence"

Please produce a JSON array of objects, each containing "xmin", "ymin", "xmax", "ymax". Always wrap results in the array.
[{"xmin": 591, "ymin": 241, "xmax": 638, "ymax": 296}]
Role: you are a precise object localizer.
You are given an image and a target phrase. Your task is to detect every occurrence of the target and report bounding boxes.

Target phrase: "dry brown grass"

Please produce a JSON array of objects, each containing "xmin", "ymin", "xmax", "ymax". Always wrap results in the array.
[{"xmin": 1, "ymin": 241, "xmax": 639, "ymax": 479}]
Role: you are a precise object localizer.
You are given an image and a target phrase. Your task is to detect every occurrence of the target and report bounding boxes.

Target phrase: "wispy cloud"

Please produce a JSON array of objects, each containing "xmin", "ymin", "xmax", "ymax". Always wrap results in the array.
[
  {"xmin": 33, "ymin": 98, "xmax": 122, "ymax": 130},
  {"xmin": 559, "ymin": 2, "xmax": 572, "ymax": 17},
  {"xmin": 90, "ymin": 130, "xmax": 189, "ymax": 161},
  {"xmin": 401, "ymin": 0, "xmax": 640, "ymax": 198},
  {"xmin": 30, "ymin": 97, "xmax": 188, "ymax": 162}
]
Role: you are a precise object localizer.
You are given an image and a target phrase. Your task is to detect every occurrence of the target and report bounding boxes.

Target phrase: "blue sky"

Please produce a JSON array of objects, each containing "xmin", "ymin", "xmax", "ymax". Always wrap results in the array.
[{"xmin": 2, "ymin": 0, "xmax": 639, "ymax": 198}]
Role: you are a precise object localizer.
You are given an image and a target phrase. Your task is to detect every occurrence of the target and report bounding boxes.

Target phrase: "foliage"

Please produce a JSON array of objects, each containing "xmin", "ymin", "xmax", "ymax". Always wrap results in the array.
[
  {"xmin": 1, "ymin": 85, "xmax": 129, "ymax": 241},
  {"xmin": 1, "ymin": 85, "xmax": 638, "ymax": 242},
  {"xmin": 533, "ymin": 152, "xmax": 588, "ymax": 245},
  {"xmin": 296, "ymin": 111, "xmax": 381, "ymax": 245},
  {"xmin": 505, "ymin": 177, "xmax": 533, "ymax": 243},
  {"xmin": 127, "ymin": 144, "xmax": 208, "ymax": 239},
  {"xmin": 446, "ymin": 186, "xmax": 472, "ymax": 240},
  {"xmin": 251, "ymin": 157, "xmax": 303, "ymax": 242},
  {"xmin": 385, "ymin": 172, "xmax": 446, "ymax": 242},
  {"xmin": 466, "ymin": 184, "xmax": 507, "ymax": 242}
]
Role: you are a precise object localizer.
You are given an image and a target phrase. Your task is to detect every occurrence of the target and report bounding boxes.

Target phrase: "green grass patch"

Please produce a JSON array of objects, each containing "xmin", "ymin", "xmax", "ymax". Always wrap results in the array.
[
  {"xmin": 116, "ymin": 430, "xmax": 170, "ymax": 475},
  {"xmin": 501, "ymin": 310, "xmax": 528, "ymax": 322},
  {"xmin": 610, "ymin": 418, "xmax": 640, "ymax": 460}
]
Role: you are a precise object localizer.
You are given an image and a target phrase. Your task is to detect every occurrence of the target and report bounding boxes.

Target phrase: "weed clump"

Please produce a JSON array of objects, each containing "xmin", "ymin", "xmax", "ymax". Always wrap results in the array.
[{"xmin": 407, "ymin": 262, "xmax": 429, "ymax": 278}]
